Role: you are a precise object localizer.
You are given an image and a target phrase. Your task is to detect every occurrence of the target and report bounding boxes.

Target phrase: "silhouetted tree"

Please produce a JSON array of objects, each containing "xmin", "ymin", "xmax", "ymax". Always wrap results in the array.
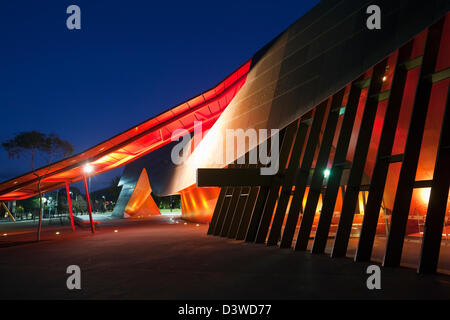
[{"xmin": 2, "ymin": 131, "xmax": 73, "ymax": 241}]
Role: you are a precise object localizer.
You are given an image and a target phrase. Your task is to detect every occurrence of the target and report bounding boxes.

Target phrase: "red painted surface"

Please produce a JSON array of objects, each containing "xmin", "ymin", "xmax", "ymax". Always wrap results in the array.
[
  {"xmin": 83, "ymin": 176, "xmax": 96, "ymax": 233},
  {"xmin": 0, "ymin": 60, "xmax": 252, "ymax": 201},
  {"xmin": 65, "ymin": 182, "xmax": 75, "ymax": 232}
]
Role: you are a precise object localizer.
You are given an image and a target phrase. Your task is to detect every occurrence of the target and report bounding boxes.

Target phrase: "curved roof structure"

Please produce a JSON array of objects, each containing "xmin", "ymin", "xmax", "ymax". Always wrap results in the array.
[
  {"xmin": 0, "ymin": 60, "xmax": 251, "ymax": 200},
  {"xmin": 1, "ymin": 0, "xmax": 449, "ymax": 202}
]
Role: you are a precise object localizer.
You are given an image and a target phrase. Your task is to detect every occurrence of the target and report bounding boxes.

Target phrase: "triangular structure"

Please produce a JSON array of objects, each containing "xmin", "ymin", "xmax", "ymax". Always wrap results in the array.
[{"xmin": 124, "ymin": 168, "xmax": 160, "ymax": 217}]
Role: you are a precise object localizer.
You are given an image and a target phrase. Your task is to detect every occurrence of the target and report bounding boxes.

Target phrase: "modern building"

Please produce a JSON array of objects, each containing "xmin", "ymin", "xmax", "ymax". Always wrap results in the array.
[{"xmin": 0, "ymin": 0, "xmax": 449, "ymax": 274}]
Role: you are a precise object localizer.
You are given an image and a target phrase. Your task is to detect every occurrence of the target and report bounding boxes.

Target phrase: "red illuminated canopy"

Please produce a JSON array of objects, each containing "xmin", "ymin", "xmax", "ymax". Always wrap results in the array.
[{"xmin": 0, "ymin": 60, "xmax": 252, "ymax": 201}]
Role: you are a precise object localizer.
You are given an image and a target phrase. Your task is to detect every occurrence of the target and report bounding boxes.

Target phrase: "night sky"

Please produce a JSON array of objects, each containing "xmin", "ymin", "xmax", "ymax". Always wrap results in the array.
[{"xmin": 0, "ymin": 0, "xmax": 319, "ymax": 191}]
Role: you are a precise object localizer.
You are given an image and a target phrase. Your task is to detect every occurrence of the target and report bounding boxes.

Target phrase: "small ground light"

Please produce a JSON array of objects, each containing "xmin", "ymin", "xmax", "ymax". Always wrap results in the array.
[
  {"xmin": 196, "ymin": 224, "xmax": 200, "ymax": 227},
  {"xmin": 114, "ymin": 230, "xmax": 118, "ymax": 233},
  {"xmin": 55, "ymin": 232, "xmax": 60, "ymax": 235},
  {"xmin": 382, "ymin": 76, "xmax": 387, "ymax": 82},
  {"xmin": 323, "ymin": 169, "xmax": 330, "ymax": 178},
  {"xmin": 184, "ymin": 222, "xmax": 187, "ymax": 225},
  {"xmin": 2, "ymin": 233, "xmax": 7, "ymax": 236}
]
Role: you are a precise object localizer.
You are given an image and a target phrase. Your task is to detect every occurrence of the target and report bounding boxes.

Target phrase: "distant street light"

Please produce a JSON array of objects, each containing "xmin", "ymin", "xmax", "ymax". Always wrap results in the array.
[{"xmin": 83, "ymin": 164, "xmax": 94, "ymax": 174}]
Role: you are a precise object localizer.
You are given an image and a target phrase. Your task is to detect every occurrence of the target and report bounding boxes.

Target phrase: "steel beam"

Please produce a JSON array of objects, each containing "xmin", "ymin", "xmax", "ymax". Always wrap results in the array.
[
  {"xmin": 197, "ymin": 168, "xmax": 272, "ymax": 187},
  {"xmin": 279, "ymin": 101, "xmax": 328, "ymax": 248},
  {"xmin": 220, "ymin": 164, "xmax": 245, "ymax": 237},
  {"xmin": 312, "ymin": 78, "xmax": 363, "ymax": 254},
  {"xmin": 354, "ymin": 41, "xmax": 414, "ymax": 261},
  {"xmin": 331, "ymin": 58, "xmax": 388, "ymax": 258},
  {"xmin": 245, "ymin": 136, "xmax": 275, "ymax": 243},
  {"xmin": 245, "ymin": 186, "xmax": 270, "ymax": 242},
  {"xmin": 83, "ymin": 175, "xmax": 95, "ymax": 233},
  {"xmin": 236, "ymin": 184, "xmax": 260, "ymax": 240},
  {"xmin": 65, "ymin": 182, "xmax": 75, "ymax": 232},
  {"xmin": 254, "ymin": 121, "xmax": 298, "ymax": 243},
  {"xmin": 266, "ymin": 117, "xmax": 310, "ymax": 246},
  {"xmin": 418, "ymin": 84, "xmax": 450, "ymax": 274},
  {"xmin": 383, "ymin": 19, "xmax": 445, "ymax": 267},
  {"xmin": 228, "ymin": 186, "xmax": 250, "ymax": 238},
  {"xmin": 212, "ymin": 187, "xmax": 232, "ymax": 235},
  {"xmin": 295, "ymin": 88, "xmax": 345, "ymax": 251},
  {"xmin": 207, "ymin": 187, "xmax": 226, "ymax": 234}
]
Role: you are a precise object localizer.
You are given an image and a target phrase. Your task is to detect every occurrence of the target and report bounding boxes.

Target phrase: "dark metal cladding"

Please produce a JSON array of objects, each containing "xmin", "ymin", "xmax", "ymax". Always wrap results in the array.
[{"xmin": 118, "ymin": 0, "xmax": 449, "ymax": 198}]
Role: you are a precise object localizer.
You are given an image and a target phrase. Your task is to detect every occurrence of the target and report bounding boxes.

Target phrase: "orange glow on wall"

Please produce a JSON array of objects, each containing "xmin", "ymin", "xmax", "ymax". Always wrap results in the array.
[
  {"xmin": 419, "ymin": 188, "xmax": 431, "ymax": 206},
  {"xmin": 180, "ymin": 185, "xmax": 220, "ymax": 223}
]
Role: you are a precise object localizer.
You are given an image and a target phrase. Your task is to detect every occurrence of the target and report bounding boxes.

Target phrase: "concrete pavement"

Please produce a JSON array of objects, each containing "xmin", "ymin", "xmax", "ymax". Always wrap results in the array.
[{"xmin": 0, "ymin": 216, "xmax": 449, "ymax": 299}]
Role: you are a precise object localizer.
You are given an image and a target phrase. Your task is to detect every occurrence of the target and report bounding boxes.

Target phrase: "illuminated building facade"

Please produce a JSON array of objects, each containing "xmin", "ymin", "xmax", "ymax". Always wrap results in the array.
[{"xmin": 0, "ymin": 0, "xmax": 449, "ymax": 273}]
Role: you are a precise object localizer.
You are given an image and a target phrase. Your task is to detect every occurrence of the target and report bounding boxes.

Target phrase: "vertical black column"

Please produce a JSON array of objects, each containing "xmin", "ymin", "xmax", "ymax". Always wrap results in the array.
[
  {"xmin": 220, "ymin": 163, "xmax": 245, "ymax": 236},
  {"xmin": 295, "ymin": 88, "xmax": 345, "ymax": 251},
  {"xmin": 245, "ymin": 136, "xmax": 276, "ymax": 242},
  {"xmin": 418, "ymin": 85, "xmax": 450, "ymax": 274},
  {"xmin": 254, "ymin": 122, "xmax": 298, "ymax": 243},
  {"xmin": 383, "ymin": 19, "xmax": 444, "ymax": 267},
  {"xmin": 227, "ymin": 157, "xmax": 251, "ymax": 238},
  {"xmin": 236, "ymin": 179, "xmax": 260, "ymax": 240},
  {"xmin": 207, "ymin": 186, "xmax": 227, "ymax": 234},
  {"xmin": 312, "ymin": 78, "xmax": 363, "ymax": 254},
  {"xmin": 236, "ymin": 147, "xmax": 261, "ymax": 240},
  {"xmin": 331, "ymin": 58, "xmax": 388, "ymax": 258},
  {"xmin": 245, "ymin": 186, "xmax": 270, "ymax": 242},
  {"xmin": 354, "ymin": 41, "xmax": 414, "ymax": 261},
  {"xmin": 228, "ymin": 185, "xmax": 250, "ymax": 238},
  {"xmin": 266, "ymin": 117, "xmax": 310, "ymax": 246},
  {"xmin": 279, "ymin": 101, "xmax": 328, "ymax": 248},
  {"xmin": 212, "ymin": 188, "xmax": 233, "ymax": 235},
  {"xmin": 212, "ymin": 162, "xmax": 236, "ymax": 235}
]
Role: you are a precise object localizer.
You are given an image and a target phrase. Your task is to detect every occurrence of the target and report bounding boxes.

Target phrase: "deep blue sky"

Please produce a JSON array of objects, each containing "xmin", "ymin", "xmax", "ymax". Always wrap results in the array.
[{"xmin": 0, "ymin": 0, "xmax": 319, "ymax": 191}]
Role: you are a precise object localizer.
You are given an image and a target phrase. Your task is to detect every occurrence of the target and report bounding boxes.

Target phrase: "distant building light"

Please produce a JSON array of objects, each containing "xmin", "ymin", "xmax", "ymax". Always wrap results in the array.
[{"xmin": 323, "ymin": 169, "xmax": 331, "ymax": 178}]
